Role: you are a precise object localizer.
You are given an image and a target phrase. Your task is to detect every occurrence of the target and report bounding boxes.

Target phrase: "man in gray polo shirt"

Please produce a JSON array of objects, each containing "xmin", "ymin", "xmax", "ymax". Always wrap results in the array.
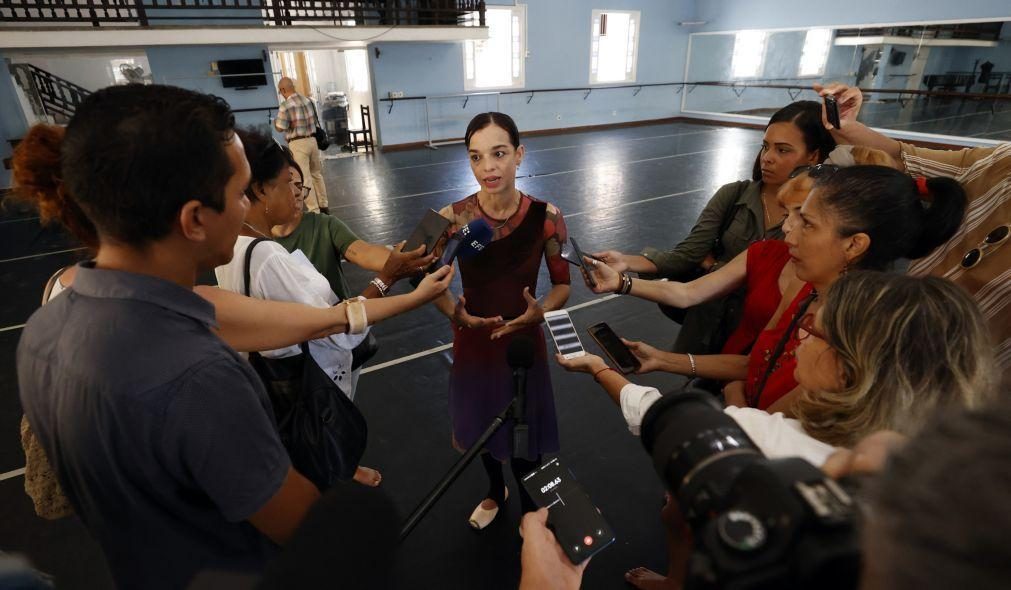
[{"xmin": 16, "ymin": 85, "xmax": 320, "ymax": 589}]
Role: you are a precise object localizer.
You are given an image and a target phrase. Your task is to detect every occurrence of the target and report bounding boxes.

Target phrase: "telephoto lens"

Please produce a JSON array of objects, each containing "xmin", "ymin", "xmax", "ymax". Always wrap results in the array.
[{"xmin": 639, "ymin": 389, "xmax": 860, "ymax": 590}]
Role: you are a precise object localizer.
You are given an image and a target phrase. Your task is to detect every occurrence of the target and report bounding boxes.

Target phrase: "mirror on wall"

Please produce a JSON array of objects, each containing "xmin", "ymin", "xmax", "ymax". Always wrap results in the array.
[{"xmin": 683, "ymin": 21, "xmax": 1011, "ymax": 141}]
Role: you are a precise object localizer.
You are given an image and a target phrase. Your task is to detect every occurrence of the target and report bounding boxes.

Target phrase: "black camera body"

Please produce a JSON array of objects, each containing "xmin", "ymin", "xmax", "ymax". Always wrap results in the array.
[{"xmin": 640, "ymin": 390, "xmax": 860, "ymax": 590}]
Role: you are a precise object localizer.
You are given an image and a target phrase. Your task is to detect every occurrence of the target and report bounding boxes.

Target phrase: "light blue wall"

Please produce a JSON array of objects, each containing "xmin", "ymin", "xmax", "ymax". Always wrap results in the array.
[
  {"xmin": 370, "ymin": 0, "xmax": 694, "ymax": 146},
  {"xmin": 0, "ymin": 56, "xmax": 30, "ymax": 189},
  {"xmin": 145, "ymin": 45, "xmax": 279, "ymax": 132},
  {"xmin": 695, "ymin": 0, "xmax": 1011, "ymax": 32}
]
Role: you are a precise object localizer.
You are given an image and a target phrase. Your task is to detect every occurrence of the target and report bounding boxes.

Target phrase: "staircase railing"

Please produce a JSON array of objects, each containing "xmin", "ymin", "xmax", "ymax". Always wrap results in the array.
[{"xmin": 11, "ymin": 63, "xmax": 92, "ymax": 120}]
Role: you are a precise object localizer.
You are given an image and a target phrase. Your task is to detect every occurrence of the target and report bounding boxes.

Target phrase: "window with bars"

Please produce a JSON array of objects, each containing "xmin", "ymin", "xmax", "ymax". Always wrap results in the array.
[
  {"xmin": 731, "ymin": 30, "xmax": 767, "ymax": 79},
  {"xmin": 798, "ymin": 28, "xmax": 833, "ymax": 77},
  {"xmin": 463, "ymin": 4, "xmax": 526, "ymax": 91},
  {"xmin": 590, "ymin": 9, "xmax": 640, "ymax": 84}
]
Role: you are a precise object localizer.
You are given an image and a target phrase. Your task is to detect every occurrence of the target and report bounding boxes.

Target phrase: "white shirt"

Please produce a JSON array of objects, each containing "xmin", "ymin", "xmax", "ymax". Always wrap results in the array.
[
  {"xmin": 618, "ymin": 383, "xmax": 837, "ymax": 467},
  {"xmin": 215, "ymin": 236, "xmax": 367, "ymax": 399}
]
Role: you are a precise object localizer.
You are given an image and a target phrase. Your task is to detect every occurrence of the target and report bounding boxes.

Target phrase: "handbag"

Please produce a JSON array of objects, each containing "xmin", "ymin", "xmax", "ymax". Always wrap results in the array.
[
  {"xmin": 648, "ymin": 183, "xmax": 745, "ymax": 324},
  {"xmin": 244, "ymin": 239, "xmax": 368, "ymax": 488},
  {"xmin": 309, "ymin": 99, "xmax": 330, "ymax": 151}
]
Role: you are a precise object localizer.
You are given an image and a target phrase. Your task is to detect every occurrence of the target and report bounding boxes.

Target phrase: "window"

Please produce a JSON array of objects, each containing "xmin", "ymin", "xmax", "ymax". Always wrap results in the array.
[
  {"xmin": 731, "ymin": 30, "xmax": 767, "ymax": 79},
  {"xmin": 345, "ymin": 50, "xmax": 369, "ymax": 93},
  {"xmin": 798, "ymin": 29, "xmax": 833, "ymax": 77},
  {"xmin": 463, "ymin": 4, "xmax": 526, "ymax": 91},
  {"xmin": 590, "ymin": 9, "xmax": 640, "ymax": 84}
]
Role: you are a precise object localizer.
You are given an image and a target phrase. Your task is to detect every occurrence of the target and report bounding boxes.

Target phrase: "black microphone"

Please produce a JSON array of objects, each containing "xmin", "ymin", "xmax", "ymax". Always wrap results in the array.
[
  {"xmin": 507, "ymin": 335, "xmax": 536, "ymax": 461},
  {"xmin": 410, "ymin": 219, "xmax": 493, "ymax": 287}
]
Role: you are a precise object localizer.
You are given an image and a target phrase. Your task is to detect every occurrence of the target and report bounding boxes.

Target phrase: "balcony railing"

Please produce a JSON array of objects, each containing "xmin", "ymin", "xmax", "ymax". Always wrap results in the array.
[{"xmin": 0, "ymin": 0, "xmax": 486, "ymax": 27}]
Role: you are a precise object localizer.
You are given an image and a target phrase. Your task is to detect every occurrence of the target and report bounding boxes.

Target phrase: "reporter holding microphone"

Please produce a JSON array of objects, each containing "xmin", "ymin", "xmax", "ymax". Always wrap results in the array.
[{"xmin": 431, "ymin": 112, "xmax": 572, "ymax": 529}]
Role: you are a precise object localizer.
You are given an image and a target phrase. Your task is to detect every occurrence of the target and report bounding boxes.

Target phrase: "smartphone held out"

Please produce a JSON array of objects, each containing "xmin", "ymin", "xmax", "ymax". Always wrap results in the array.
[
  {"xmin": 544, "ymin": 310, "xmax": 586, "ymax": 359},
  {"xmin": 587, "ymin": 322, "xmax": 640, "ymax": 374}
]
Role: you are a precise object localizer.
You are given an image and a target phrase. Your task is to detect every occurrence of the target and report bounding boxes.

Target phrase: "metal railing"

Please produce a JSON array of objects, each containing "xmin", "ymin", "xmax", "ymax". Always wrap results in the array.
[
  {"xmin": 0, "ymin": 0, "xmax": 486, "ymax": 27},
  {"xmin": 10, "ymin": 63, "xmax": 91, "ymax": 121}
]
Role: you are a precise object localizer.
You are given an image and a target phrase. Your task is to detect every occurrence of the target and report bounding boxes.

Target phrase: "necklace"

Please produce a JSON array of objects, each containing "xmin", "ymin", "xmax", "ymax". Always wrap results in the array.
[
  {"xmin": 761, "ymin": 189, "xmax": 776, "ymax": 229},
  {"xmin": 480, "ymin": 192, "xmax": 522, "ymax": 230},
  {"xmin": 243, "ymin": 221, "xmax": 272, "ymax": 239}
]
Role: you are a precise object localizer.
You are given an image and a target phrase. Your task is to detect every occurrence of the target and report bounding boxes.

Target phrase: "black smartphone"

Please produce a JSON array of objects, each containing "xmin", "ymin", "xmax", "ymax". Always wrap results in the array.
[
  {"xmin": 824, "ymin": 94, "xmax": 841, "ymax": 129},
  {"xmin": 521, "ymin": 457, "xmax": 615, "ymax": 564},
  {"xmin": 568, "ymin": 237, "xmax": 597, "ymax": 288},
  {"xmin": 587, "ymin": 322, "xmax": 641, "ymax": 375},
  {"xmin": 404, "ymin": 209, "xmax": 452, "ymax": 254}
]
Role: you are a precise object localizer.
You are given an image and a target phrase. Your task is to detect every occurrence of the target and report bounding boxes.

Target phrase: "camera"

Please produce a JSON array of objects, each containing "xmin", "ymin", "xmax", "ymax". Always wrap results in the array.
[{"xmin": 639, "ymin": 390, "xmax": 860, "ymax": 590}]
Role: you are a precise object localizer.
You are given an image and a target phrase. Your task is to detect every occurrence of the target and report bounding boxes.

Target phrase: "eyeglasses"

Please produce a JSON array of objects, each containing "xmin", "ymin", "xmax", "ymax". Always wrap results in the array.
[
  {"xmin": 789, "ymin": 163, "xmax": 840, "ymax": 179},
  {"xmin": 961, "ymin": 224, "xmax": 1010, "ymax": 269},
  {"xmin": 295, "ymin": 184, "xmax": 312, "ymax": 200},
  {"xmin": 795, "ymin": 312, "xmax": 825, "ymax": 342}
]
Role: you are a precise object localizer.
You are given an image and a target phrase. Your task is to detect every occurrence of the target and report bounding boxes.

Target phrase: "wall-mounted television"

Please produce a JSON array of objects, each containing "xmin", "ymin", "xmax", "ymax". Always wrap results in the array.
[{"xmin": 217, "ymin": 59, "xmax": 268, "ymax": 89}]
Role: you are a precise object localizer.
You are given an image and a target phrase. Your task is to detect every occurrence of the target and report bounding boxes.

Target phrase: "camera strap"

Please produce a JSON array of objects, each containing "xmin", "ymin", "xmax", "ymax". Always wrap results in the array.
[{"xmin": 751, "ymin": 290, "xmax": 817, "ymax": 407}]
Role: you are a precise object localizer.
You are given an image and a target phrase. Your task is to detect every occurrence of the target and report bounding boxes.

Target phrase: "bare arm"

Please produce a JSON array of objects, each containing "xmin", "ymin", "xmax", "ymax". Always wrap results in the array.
[
  {"xmin": 247, "ymin": 467, "xmax": 320, "ymax": 545},
  {"xmin": 624, "ymin": 338, "xmax": 750, "ymax": 381},
  {"xmin": 344, "ymin": 239, "xmax": 393, "ymax": 273},
  {"xmin": 195, "ymin": 266, "xmax": 453, "ymax": 352}
]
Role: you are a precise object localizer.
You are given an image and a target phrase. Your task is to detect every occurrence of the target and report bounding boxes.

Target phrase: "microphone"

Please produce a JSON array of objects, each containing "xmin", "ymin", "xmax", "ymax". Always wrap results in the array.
[
  {"xmin": 410, "ymin": 219, "xmax": 494, "ymax": 288},
  {"xmin": 507, "ymin": 335, "xmax": 536, "ymax": 461},
  {"xmin": 439, "ymin": 218, "xmax": 493, "ymax": 267}
]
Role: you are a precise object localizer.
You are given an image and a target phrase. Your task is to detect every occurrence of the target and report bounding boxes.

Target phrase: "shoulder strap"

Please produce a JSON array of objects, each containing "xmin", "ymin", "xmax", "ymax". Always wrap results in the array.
[
  {"xmin": 42, "ymin": 266, "xmax": 70, "ymax": 305},
  {"xmin": 243, "ymin": 238, "xmax": 271, "ymax": 298},
  {"xmin": 751, "ymin": 289, "xmax": 817, "ymax": 407},
  {"xmin": 308, "ymin": 98, "xmax": 320, "ymax": 123}
]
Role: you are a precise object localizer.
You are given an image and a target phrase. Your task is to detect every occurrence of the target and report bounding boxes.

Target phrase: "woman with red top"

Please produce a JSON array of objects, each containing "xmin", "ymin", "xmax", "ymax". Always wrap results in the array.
[
  {"xmin": 583, "ymin": 164, "xmax": 966, "ymax": 414},
  {"xmin": 432, "ymin": 112, "xmax": 571, "ymax": 529}
]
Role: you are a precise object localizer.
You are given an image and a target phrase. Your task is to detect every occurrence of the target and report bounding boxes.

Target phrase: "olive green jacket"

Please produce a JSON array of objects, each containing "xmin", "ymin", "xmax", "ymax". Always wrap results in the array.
[{"xmin": 641, "ymin": 180, "xmax": 784, "ymax": 355}]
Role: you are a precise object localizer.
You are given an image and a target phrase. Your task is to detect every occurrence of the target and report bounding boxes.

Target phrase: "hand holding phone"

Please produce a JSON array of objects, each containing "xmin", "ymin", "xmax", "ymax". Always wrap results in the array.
[
  {"xmin": 521, "ymin": 458, "xmax": 615, "ymax": 564},
  {"xmin": 824, "ymin": 95, "xmax": 841, "ymax": 129},
  {"xmin": 544, "ymin": 310, "xmax": 585, "ymax": 359},
  {"xmin": 587, "ymin": 322, "xmax": 641, "ymax": 374},
  {"xmin": 568, "ymin": 238, "xmax": 597, "ymax": 289}
]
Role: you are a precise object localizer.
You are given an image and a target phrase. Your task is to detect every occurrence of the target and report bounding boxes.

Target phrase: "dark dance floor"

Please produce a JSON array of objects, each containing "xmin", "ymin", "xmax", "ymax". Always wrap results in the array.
[{"xmin": 0, "ymin": 120, "xmax": 767, "ymax": 589}]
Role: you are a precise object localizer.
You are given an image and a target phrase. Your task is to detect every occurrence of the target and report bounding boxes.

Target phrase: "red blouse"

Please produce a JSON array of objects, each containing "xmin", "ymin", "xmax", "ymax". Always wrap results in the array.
[
  {"xmin": 744, "ymin": 283, "xmax": 815, "ymax": 410},
  {"xmin": 721, "ymin": 240, "xmax": 792, "ymax": 355}
]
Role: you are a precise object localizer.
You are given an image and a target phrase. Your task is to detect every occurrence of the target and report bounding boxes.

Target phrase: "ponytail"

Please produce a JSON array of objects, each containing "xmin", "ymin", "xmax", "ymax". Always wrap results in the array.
[
  {"xmin": 12, "ymin": 125, "xmax": 98, "ymax": 250},
  {"xmin": 906, "ymin": 177, "xmax": 967, "ymax": 259},
  {"xmin": 812, "ymin": 166, "xmax": 967, "ymax": 270}
]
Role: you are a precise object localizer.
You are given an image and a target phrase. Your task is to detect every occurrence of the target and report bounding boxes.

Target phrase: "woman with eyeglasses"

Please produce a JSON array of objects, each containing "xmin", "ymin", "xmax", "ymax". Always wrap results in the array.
[
  {"xmin": 214, "ymin": 127, "xmax": 453, "ymax": 488},
  {"xmin": 591, "ymin": 101, "xmax": 835, "ymax": 356},
  {"xmin": 581, "ymin": 165, "xmax": 967, "ymax": 413},
  {"xmin": 271, "ymin": 147, "xmax": 428, "ymax": 303},
  {"xmin": 558, "ymin": 270, "xmax": 995, "ymax": 590}
]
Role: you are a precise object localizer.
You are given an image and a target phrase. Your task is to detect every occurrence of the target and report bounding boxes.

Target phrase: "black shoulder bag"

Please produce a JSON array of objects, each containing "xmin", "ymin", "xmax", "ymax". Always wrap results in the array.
[
  {"xmin": 244, "ymin": 238, "xmax": 367, "ymax": 488},
  {"xmin": 308, "ymin": 99, "xmax": 330, "ymax": 151}
]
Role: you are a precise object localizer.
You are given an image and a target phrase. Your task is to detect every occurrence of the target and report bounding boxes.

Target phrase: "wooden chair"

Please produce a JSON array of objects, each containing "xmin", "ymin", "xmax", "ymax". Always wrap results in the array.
[{"xmin": 349, "ymin": 105, "xmax": 374, "ymax": 152}]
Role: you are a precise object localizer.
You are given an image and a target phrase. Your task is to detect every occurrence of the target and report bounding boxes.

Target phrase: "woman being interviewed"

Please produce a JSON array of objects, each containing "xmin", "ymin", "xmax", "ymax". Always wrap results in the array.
[{"xmin": 432, "ymin": 112, "xmax": 571, "ymax": 529}]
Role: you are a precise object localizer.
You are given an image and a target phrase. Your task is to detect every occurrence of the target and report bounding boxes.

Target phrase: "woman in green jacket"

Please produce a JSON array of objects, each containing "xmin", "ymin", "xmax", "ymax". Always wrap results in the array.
[{"xmin": 594, "ymin": 101, "xmax": 835, "ymax": 354}]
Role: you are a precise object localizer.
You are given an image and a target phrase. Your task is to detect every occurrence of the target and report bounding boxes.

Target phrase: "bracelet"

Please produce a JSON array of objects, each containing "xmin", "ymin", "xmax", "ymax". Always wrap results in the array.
[
  {"xmin": 593, "ymin": 366, "xmax": 617, "ymax": 383},
  {"xmin": 615, "ymin": 272, "xmax": 633, "ymax": 295},
  {"xmin": 686, "ymin": 353, "xmax": 697, "ymax": 378},
  {"xmin": 345, "ymin": 296, "xmax": 368, "ymax": 334},
  {"xmin": 370, "ymin": 277, "xmax": 390, "ymax": 297}
]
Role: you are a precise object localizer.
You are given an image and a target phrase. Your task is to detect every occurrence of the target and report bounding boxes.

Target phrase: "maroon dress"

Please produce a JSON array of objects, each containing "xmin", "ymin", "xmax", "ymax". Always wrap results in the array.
[{"xmin": 448, "ymin": 194, "xmax": 569, "ymax": 461}]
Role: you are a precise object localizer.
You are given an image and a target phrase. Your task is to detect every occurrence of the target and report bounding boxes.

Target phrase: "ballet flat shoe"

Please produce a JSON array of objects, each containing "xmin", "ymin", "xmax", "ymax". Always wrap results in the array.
[{"xmin": 468, "ymin": 488, "xmax": 509, "ymax": 530}]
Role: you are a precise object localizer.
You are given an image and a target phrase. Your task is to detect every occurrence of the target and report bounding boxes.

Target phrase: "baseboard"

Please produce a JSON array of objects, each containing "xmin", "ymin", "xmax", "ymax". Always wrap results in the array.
[{"xmin": 380, "ymin": 116, "xmax": 685, "ymax": 152}]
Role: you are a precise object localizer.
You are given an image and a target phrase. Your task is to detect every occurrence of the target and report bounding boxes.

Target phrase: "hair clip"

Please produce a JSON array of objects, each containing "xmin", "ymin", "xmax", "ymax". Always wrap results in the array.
[{"xmin": 915, "ymin": 176, "xmax": 931, "ymax": 201}]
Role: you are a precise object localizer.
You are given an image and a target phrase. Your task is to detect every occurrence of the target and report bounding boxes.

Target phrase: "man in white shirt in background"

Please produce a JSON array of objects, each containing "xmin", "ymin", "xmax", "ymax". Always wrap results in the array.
[{"xmin": 275, "ymin": 77, "xmax": 330, "ymax": 215}]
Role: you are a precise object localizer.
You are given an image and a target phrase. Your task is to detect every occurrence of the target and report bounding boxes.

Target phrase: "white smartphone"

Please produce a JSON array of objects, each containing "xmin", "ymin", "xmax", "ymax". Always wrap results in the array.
[{"xmin": 544, "ymin": 309, "xmax": 586, "ymax": 359}]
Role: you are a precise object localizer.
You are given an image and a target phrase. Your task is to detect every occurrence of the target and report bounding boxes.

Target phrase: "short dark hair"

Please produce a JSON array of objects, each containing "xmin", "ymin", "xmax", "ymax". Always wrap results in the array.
[
  {"xmin": 751, "ymin": 100, "xmax": 837, "ymax": 180},
  {"xmin": 234, "ymin": 127, "xmax": 292, "ymax": 202},
  {"xmin": 868, "ymin": 396, "xmax": 1011, "ymax": 590},
  {"xmin": 464, "ymin": 112, "xmax": 521, "ymax": 149},
  {"xmin": 812, "ymin": 165, "xmax": 966, "ymax": 269},
  {"xmin": 59, "ymin": 84, "xmax": 236, "ymax": 246}
]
